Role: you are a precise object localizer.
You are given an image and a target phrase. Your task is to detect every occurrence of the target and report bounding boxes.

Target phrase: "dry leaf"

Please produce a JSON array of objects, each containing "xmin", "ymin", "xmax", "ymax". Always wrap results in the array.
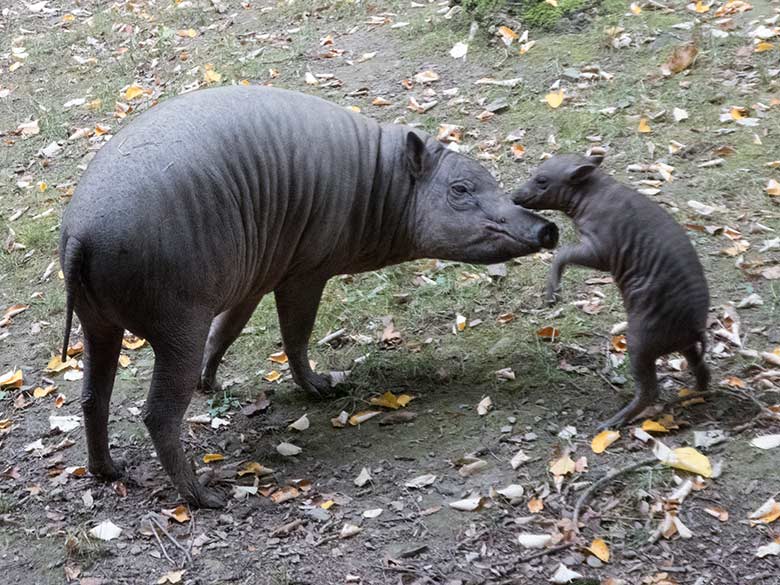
[
  {"xmin": 549, "ymin": 454, "xmax": 576, "ymax": 477},
  {"xmin": 517, "ymin": 533, "xmax": 552, "ymax": 548},
  {"xmin": 477, "ymin": 396, "xmax": 492, "ymax": 416},
  {"xmin": 276, "ymin": 442, "xmax": 302, "ymax": 456},
  {"xmin": 550, "ymin": 564, "xmax": 582, "ymax": 584},
  {"xmin": 288, "ymin": 414, "xmax": 310, "ymax": 431},
  {"xmin": 414, "ymin": 70, "xmax": 440, "ymax": 84},
  {"xmin": 661, "ymin": 43, "xmax": 698, "ymax": 75},
  {"xmin": 750, "ymin": 434, "xmax": 780, "ymax": 449},
  {"xmin": 638, "ymin": 118, "xmax": 652, "ymax": 133},
  {"xmin": 162, "ymin": 505, "xmax": 190, "ymax": 523},
  {"xmin": 354, "ymin": 467, "xmax": 372, "ymax": 487},
  {"xmin": 537, "ymin": 326, "xmax": 560, "ymax": 341},
  {"xmin": 158, "ymin": 570, "xmax": 185, "ymax": 585},
  {"xmin": 0, "ymin": 369, "xmax": 23, "ymax": 388},
  {"xmin": 587, "ymin": 538, "xmax": 610, "ymax": 562},
  {"xmin": 405, "ymin": 474, "xmax": 436, "ymax": 489},
  {"xmin": 528, "ymin": 497, "xmax": 544, "ymax": 513},
  {"xmin": 545, "ymin": 90, "xmax": 564, "ymax": 109},
  {"xmin": 202, "ymin": 453, "xmax": 224, "ymax": 463},
  {"xmin": 238, "ymin": 462, "xmax": 274, "ymax": 477},
  {"xmin": 449, "ymin": 495, "xmax": 487, "ymax": 511},
  {"xmin": 348, "ymin": 410, "xmax": 380, "ymax": 426},
  {"xmin": 641, "ymin": 419, "xmax": 669, "ymax": 433},
  {"xmin": 591, "ymin": 430, "xmax": 620, "ymax": 453},
  {"xmin": 89, "ymin": 519, "xmax": 122, "ymax": 541}
]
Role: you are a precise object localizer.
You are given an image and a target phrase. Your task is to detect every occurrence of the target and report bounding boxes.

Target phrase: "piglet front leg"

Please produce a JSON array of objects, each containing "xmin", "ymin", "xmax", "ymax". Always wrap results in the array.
[{"xmin": 545, "ymin": 243, "xmax": 604, "ymax": 305}]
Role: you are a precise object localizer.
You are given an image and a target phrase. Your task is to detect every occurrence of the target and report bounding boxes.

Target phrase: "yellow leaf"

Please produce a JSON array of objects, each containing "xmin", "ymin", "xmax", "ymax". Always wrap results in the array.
[
  {"xmin": 591, "ymin": 430, "xmax": 620, "ymax": 454},
  {"xmin": 46, "ymin": 355, "xmax": 78, "ymax": 372},
  {"xmin": 122, "ymin": 336, "xmax": 145, "ymax": 350},
  {"xmin": 498, "ymin": 25, "xmax": 518, "ymax": 46},
  {"xmin": 124, "ymin": 85, "xmax": 145, "ymax": 100},
  {"xmin": 730, "ymin": 106, "xmax": 747, "ymax": 120},
  {"xmin": 163, "ymin": 504, "xmax": 190, "ymax": 523},
  {"xmin": 630, "ymin": 2, "xmax": 641, "ymax": 14},
  {"xmin": 263, "ymin": 370, "xmax": 281, "ymax": 382},
  {"xmin": 545, "ymin": 90, "xmax": 564, "ymax": 109},
  {"xmin": 346, "ymin": 105, "xmax": 361, "ymax": 113},
  {"xmin": 203, "ymin": 64, "xmax": 222, "ymax": 84},
  {"xmin": 0, "ymin": 369, "xmax": 23, "ymax": 389},
  {"xmin": 757, "ymin": 503, "xmax": 780, "ymax": 524},
  {"xmin": 641, "ymin": 419, "xmax": 669, "ymax": 433},
  {"xmin": 638, "ymin": 118, "xmax": 652, "ymax": 133},
  {"xmin": 269, "ymin": 351, "xmax": 288, "ymax": 364},
  {"xmin": 587, "ymin": 538, "xmax": 610, "ymax": 562},
  {"xmin": 237, "ymin": 461, "xmax": 274, "ymax": 477},
  {"xmin": 118, "ymin": 355, "xmax": 131, "ymax": 368},
  {"xmin": 321, "ymin": 499, "xmax": 335, "ymax": 510},
  {"xmin": 202, "ymin": 453, "xmax": 224, "ymax": 464},
  {"xmin": 176, "ymin": 28, "xmax": 198, "ymax": 38},
  {"xmin": 38, "ymin": 181, "xmax": 47, "ymax": 192},
  {"xmin": 348, "ymin": 410, "xmax": 381, "ymax": 426},
  {"xmin": 767, "ymin": 179, "xmax": 780, "ymax": 196},
  {"xmin": 754, "ymin": 41, "xmax": 774, "ymax": 53},
  {"xmin": 694, "ymin": 0, "xmax": 709, "ymax": 12},
  {"xmin": 33, "ymin": 385, "xmax": 56, "ymax": 399},
  {"xmin": 396, "ymin": 394, "xmax": 413, "ymax": 407},
  {"xmin": 63, "ymin": 13, "xmax": 76, "ymax": 22},
  {"xmin": 545, "ymin": 0, "xmax": 558, "ymax": 6},
  {"xmin": 528, "ymin": 497, "xmax": 544, "ymax": 513},
  {"xmin": 370, "ymin": 391, "xmax": 401, "ymax": 409},
  {"xmin": 239, "ymin": 79, "xmax": 250, "ymax": 86},
  {"xmin": 0, "ymin": 419, "xmax": 11, "ymax": 430},
  {"xmin": 87, "ymin": 99, "xmax": 102, "ymax": 111},
  {"xmin": 667, "ymin": 447, "xmax": 712, "ymax": 477}
]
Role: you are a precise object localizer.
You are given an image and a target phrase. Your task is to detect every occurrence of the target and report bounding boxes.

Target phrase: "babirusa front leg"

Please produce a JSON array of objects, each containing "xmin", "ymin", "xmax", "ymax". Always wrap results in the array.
[{"xmin": 545, "ymin": 243, "xmax": 603, "ymax": 305}]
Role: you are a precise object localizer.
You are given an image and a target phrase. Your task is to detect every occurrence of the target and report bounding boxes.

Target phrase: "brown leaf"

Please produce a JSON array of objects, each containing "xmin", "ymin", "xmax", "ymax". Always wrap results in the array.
[{"xmin": 661, "ymin": 43, "xmax": 698, "ymax": 75}]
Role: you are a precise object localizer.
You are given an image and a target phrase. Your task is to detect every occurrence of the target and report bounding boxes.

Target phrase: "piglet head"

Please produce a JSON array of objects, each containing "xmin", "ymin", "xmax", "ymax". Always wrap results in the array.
[{"xmin": 512, "ymin": 154, "xmax": 604, "ymax": 212}]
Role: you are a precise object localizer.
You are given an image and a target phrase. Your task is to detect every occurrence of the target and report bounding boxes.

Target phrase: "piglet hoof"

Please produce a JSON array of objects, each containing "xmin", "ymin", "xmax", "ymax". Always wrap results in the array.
[
  {"xmin": 544, "ymin": 291, "xmax": 560, "ymax": 307},
  {"xmin": 187, "ymin": 485, "xmax": 226, "ymax": 509},
  {"xmin": 197, "ymin": 376, "xmax": 221, "ymax": 395},
  {"xmin": 88, "ymin": 457, "xmax": 127, "ymax": 481},
  {"xmin": 597, "ymin": 400, "xmax": 652, "ymax": 431}
]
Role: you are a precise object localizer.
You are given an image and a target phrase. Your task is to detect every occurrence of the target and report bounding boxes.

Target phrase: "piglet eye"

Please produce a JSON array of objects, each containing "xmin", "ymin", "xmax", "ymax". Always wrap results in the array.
[
  {"xmin": 535, "ymin": 176, "xmax": 548, "ymax": 186},
  {"xmin": 451, "ymin": 183, "xmax": 469, "ymax": 196}
]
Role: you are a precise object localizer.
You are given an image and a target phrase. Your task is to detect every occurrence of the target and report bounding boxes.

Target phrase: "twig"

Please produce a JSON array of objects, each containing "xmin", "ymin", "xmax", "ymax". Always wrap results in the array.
[
  {"xmin": 518, "ymin": 542, "xmax": 571, "ymax": 563},
  {"xmin": 146, "ymin": 514, "xmax": 192, "ymax": 565},
  {"xmin": 317, "ymin": 328, "xmax": 346, "ymax": 346},
  {"xmin": 596, "ymin": 370, "xmax": 627, "ymax": 394},
  {"xmin": 572, "ymin": 457, "xmax": 658, "ymax": 532},
  {"xmin": 150, "ymin": 523, "xmax": 175, "ymax": 565},
  {"xmin": 708, "ymin": 559, "xmax": 739, "ymax": 584}
]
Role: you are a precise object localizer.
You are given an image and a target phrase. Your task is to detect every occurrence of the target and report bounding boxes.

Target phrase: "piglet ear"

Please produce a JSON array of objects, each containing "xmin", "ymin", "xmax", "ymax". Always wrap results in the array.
[
  {"xmin": 406, "ymin": 131, "xmax": 429, "ymax": 179},
  {"xmin": 567, "ymin": 159, "xmax": 600, "ymax": 184}
]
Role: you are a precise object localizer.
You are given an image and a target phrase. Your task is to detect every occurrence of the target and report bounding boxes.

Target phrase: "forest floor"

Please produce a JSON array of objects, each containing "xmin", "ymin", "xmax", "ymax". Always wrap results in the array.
[{"xmin": 1, "ymin": 0, "xmax": 780, "ymax": 584}]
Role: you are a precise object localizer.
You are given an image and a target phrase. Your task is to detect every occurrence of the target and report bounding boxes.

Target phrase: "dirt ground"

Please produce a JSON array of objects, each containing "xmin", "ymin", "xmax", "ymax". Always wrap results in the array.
[{"xmin": 1, "ymin": 0, "xmax": 780, "ymax": 584}]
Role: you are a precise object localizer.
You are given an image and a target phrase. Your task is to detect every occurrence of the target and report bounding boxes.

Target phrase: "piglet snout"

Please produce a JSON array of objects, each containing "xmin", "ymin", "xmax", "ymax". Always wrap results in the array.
[{"xmin": 536, "ymin": 222, "xmax": 559, "ymax": 249}]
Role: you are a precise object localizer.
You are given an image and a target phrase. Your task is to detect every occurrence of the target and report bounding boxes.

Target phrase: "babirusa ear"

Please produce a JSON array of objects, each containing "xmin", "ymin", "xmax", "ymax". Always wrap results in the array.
[
  {"xmin": 406, "ymin": 131, "xmax": 428, "ymax": 178},
  {"xmin": 568, "ymin": 160, "xmax": 600, "ymax": 184},
  {"xmin": 587, "ymin": 154, "xmax": 604, "ymax": 167}
]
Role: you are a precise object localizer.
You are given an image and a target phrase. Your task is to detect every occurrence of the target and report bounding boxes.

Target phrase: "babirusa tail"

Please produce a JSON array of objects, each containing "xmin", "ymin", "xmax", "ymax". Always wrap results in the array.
[{"xmin": 61, "ymin": 237, "xmax": 83, "ymax": 361}]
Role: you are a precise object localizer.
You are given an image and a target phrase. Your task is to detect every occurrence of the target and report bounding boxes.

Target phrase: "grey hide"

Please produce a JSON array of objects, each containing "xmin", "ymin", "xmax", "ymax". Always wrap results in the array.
[
  {"xmin": 60, "ymin": 86, "xmax": 558, "ymax": 507},
  {"xmin": 513, "ymin": 154, "xmax": 710, "ymax": 429}
]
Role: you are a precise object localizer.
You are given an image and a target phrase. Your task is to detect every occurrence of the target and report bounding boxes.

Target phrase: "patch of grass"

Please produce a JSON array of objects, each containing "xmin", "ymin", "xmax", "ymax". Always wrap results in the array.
[
  {"xmin": 64, "ymin": 531, "xmax": 110, "ymax": 567},
  {"xmin": 16, "ymin": 218, "xmax": 58, "ymax": 252},
  {"xmin": 0, "ymin": 494, "xmax": 13, "ymax": 514},
  {"xmin": 521, "ymin": 0, "xmax": 588, "ymax": 29}
]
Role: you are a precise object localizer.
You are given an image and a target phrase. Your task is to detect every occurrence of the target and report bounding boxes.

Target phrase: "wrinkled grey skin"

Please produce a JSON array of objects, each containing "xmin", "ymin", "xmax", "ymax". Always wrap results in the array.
[
  {"xmin": 60, "ymin": 86, "xmax": 558, "ymax": 508},
  {"xmin": 513, "ymin": 154, "xmax": 709, "ymax": 429}
]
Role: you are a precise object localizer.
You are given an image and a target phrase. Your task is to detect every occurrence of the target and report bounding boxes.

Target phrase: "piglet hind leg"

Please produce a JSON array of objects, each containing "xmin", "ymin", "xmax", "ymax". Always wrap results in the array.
[
  {"xmin": 682, "ymin": 343, "xmax": 710, "ymax": 393},
  {"xmin": 598, "ymin": 347, "xmax": 659, "ymax": 430},
  {"xmin": 144, "ymin": 319, "xmax": 225, "ymax": 508},
  {"xmin": 545, "ymin": 244, "xmax": 603, "ymax": 306},
  {"xmin": 81, "ymin": 321, "xmax": 125, "ymax": 479},
  {"xmin": 274, "ymin": 278, "xmax": 333, "ymax": 398}
]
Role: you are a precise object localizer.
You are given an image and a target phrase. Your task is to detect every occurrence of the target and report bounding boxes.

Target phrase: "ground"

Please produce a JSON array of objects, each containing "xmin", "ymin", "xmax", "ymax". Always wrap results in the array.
[{"xmin": 1, "ymin": 0, "xmax": 780, "ymax": 584}]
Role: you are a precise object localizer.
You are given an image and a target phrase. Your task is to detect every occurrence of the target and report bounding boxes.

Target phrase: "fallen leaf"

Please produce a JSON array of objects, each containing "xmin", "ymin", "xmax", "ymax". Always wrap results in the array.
[
  {"xmin": 238, "ymin": 462, "xmax": 274, "ymax": 477},
  {"xmin": 270, "ymin": 486, "xmax": 299, "ymax": 504},
  {"xmin": 123, "ymin": 85, "xmax": 145, "ymax": 100},
  {"xmin": 661, "ymin": 43, "xmax": 698, "ymax": 75},
  {"xmin": 122, "ymin": 336, "xmax": 145, "ymax": 350},
  {"xmin": 348, "ymin": 410, "xmax": 381, "ymax": 426},
  {"xmin": 0, "ymin": 369, "xmax": 23, "ymax": 388},
  {"xmin": 757, "ymin": 539, "xmax": 780, "ymax": 557},
  {"xmin": 340, "ymin": 523, "xmax": 362, "ymax": 538},
  {"xmin": 545, "ymin": 90, "xmax": 564, "ymax": 109},
  {"xmin": 704, "ymin": 507, "xmax": 729, "ymax": 522},
  {"xmin": 550, "ymin": 563, "xmax": 582, "ymax": 583},
  {"xmin": 641, "ymin": 420, "xmax": 669, "ymax": 433},
  {"xmin": 354, "ymin": 467, "xmax": 372, "ymax": 487},
  {"xmin": 331, "ymin": 411, "xmax": 349, "ymax": 428},
  {"xmin": 587, "ymin": 538, "xmax": 610, "ymax": 562},
  {"xmin": 749, "ymin": 498, "xmax": 780, "ymax": 525},
  {"xmin": 767, "ymin": 179, "xmax": 780, "ymax": 196},
  {"xmin": 750, "ymin": 434, "xmax": 780, "ymax": 450},
  {"xmin": 263, "ymin": 370, "xmax": 282, "ymax": 382},
  {"xmin": 511, "ymin": 450, "xmax": 530, "ymax": 469},
  {"xmin": 269, "ymin": 351, "xmax": 288, "ymax": 364},
  {"xmin": 202, "ymin": 453, "xmax": 224, "ymax": 463},
  {"xmin": 537, "ymin": 326, "xmax": 560, "ymax": 341},
  {"xmin": 162, "ymin": 505, "xmax": 190, "ymax": 523},
  {"xmin": 549, "ymin": 454, "xmax": 576, "ymax": 477},
  {"xmin": 611, "ymin": 335, "xmax": 628, "ymax": 352},
  {"xmin": 449, "ymin": 495, "xmax": 487, "ymax": 511},
  {"xmin": 276, "ymin": 442, "xmax": 302, "ymax": 456},
  {"xmin": 638, "ymin": 118, "xmax": 652, "ymax": 133},
  {"xmin": 370, "ymin": 391, "xmax": 413, "ymax": 410},
  {"xmin": 477, "ymin": 396, "xmax": 492, "ymax": 416},
  {"xmin": 203, "ymin": 64, "xmax": 221, "ymax": 84},
  {"xmin": 158, "ymin": 570, "xmax": 185, "ymax": 585},
  {"xmin": 288, "ymin": 414, "xmax": 310, "ymax": 431},
  {"xmin": 362, "ymin": 508, "xmax": 383, "ymax": 519},
  {"xmin": 666, "ymin": 447, "xmax": 712, "ymax": 477},
  {"xmin": 49, "ymin": 415, "xmax": 80, "ymax": 432},
  {"xmin": 405, "ymin": 474, "xmax": 436, "ymax": 489},
  {"xmin": 450, "ymin": 41, "xmax": 468, "ymax": 59},
  {"xmin": 528, "ymin": 497, "xmax": 544, "ymax": 513},
  {"xmin": 591, "ymin": 430, "xmax": 620, "ymax": 453},
  {"xmin": 517, "ymin": 533, "xmax": 552, "ymax": 548},
  {"xmin": 89, "ymin": 519, "xmax": 122, "ymax": 541},
  {"xmin": 413, "ymin": 70, "xmax": 440, "ymax": 84}
]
